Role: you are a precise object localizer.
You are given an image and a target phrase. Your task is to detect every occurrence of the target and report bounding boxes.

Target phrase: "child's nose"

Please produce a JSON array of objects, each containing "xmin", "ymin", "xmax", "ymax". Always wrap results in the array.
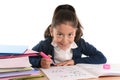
[{"xmin": 62, "ymin": 36, "xmax": 68, "ymax": 44}]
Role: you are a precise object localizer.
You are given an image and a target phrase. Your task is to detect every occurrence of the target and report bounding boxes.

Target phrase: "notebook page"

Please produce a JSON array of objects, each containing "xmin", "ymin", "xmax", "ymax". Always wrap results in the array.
[{"xmin": 41, "ymin": 65, "xmax": 98, "ymax": 80}]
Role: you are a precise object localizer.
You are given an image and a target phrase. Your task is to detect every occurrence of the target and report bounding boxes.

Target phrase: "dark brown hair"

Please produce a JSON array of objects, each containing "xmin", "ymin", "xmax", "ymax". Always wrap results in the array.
[{"xmin": 44, "ymin": 4, "xmax": 83, "ymax": 42}]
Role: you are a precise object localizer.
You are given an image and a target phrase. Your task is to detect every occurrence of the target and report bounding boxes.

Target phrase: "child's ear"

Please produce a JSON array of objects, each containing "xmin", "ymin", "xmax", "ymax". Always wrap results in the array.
[{"xmin": 49, "ymin": 26, "xmax": 53, "ymax": 37}]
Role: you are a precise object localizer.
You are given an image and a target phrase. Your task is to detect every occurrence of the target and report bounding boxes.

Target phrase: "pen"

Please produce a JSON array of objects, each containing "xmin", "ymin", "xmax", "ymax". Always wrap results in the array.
[{"xmin": 40, "ymin": 52, "xmax": 56, "ymax": 65}]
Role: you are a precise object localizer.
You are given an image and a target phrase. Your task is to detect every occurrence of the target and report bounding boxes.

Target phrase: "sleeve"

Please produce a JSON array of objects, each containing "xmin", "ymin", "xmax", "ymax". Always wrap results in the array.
[
  {"xmin": 74, "ymin": 39, "xmax": 107, "ymax": 64},
  {"xmin": 29, "ymin": 41, "xmax": 44, "ymax": 68}
]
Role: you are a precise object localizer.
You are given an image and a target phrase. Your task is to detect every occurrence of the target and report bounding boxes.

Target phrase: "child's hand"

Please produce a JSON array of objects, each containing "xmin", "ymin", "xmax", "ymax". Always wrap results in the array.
[
  {"xmin": 41, "ymin": 56, "xmax": 52, "ymax": 69},
  {"xmin": 56, "ymin": 60, "xmax": 74, "ymax": 66}
]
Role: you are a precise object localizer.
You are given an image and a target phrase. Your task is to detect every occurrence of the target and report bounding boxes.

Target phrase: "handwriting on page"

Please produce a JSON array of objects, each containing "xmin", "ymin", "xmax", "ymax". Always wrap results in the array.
[{"xmin": 41, "ymin": 65, "xmax": 97, "ymax": 80}]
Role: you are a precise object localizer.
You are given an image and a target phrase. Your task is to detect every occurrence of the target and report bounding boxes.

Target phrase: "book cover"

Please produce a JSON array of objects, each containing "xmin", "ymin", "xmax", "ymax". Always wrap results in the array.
[
  {"xmin": 0, "ymin": 49, "xmax": 39, "ymax": 59},
  {"xmin": 0, "ymin": 69, "xmax": 40, "ymax": 78},
  {"xmin": 0, "ymin": 57, "xmax": 31, "ymax": 68},
  {"xmin": 0, "ymin": 45, "xmax": 28, "ymax": 55}
]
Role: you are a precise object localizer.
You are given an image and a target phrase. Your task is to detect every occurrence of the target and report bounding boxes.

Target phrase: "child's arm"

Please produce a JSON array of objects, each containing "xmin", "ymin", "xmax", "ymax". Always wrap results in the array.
[
  {"xmin": 55, "ymin": 60, "xmax": 74, "ymax": 66},
  {"xmin": 73, "ymin": 38, "xmax": 107, "ymax": 64}
]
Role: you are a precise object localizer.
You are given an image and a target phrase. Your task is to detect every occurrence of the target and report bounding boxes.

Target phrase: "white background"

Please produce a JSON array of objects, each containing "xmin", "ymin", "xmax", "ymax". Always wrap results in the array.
[{"xmin": 0, "ymin": 0, "xmax": 120, "ymax": 63}]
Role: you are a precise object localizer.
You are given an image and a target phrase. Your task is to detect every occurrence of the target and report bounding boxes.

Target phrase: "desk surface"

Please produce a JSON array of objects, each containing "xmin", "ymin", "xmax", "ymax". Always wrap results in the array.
[
  {"xmin": 31, "ymin": 74, "xmax": 120, "ymax": 80},
  {"xmin": 37, "ymin": 77, "xmax": 120, "ymax": 80}
]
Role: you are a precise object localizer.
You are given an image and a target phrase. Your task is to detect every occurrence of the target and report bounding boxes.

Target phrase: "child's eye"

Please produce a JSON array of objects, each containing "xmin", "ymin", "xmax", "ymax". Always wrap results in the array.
[
  {"xmin": 68, "ymin": 33, "xmax": 73, "ymax": 37},
  {"xmin": 57, "ymin": 33, "xmax": 63, "ymax": 37}
]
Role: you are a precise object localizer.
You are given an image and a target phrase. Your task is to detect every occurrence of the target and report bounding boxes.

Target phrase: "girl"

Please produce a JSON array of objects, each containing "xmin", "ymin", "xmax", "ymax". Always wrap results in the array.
[{"xmin": 29, "ymin": 4, "xmax": 107, "ymax": 68}]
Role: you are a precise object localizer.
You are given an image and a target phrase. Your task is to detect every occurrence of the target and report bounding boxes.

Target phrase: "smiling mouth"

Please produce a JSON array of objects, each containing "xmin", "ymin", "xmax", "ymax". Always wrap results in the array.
[
  {"xmin": 59, "ymin": 43, "xmax": 69, "ymax": 48},
  {"xmin": 59, "ymin": 43, "xmax": 67, "ymax": 46}
]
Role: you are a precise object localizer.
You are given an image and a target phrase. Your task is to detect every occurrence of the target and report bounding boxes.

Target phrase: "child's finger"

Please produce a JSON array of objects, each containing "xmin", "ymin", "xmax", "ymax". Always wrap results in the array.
[
  {"xmin": 48, "ymin": 55, "xmax": 52, "ymax": 58},
  {"xmin": 41, "ymin": 58, "xmax": 52, "ymax": 69}
]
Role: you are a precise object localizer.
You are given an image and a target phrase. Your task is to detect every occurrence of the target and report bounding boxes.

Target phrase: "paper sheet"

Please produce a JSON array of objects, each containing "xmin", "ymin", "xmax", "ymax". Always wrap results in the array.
[
  {"xmin": 41, "ymin": 65, "xmax": 98, "ymax": 80},
  {"xmin": 41, "ymin": 64, "xmax": 120, "ymax": 80}
]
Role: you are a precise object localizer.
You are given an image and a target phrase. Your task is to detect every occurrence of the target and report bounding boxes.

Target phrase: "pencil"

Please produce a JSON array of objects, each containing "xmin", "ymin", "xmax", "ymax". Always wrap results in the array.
[{"xmin": 10, "ymin": 74, "xmax": 44, "ymax": 80}]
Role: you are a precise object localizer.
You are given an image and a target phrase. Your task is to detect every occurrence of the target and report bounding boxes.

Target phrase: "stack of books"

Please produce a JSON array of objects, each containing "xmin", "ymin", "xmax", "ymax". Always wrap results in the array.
[{"xmin": 0, "ymin": 45, "xmax": 41, "ymax": 79}]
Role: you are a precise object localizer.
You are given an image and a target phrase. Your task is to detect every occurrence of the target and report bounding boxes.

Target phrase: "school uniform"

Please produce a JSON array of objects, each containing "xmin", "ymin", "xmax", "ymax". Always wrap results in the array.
[{"xmin": 29, "ymin": 37, "xmax": 107, "ymax": 68}]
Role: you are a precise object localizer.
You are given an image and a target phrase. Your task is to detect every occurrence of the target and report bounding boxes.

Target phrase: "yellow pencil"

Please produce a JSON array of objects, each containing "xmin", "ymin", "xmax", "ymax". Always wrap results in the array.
[{"xmin": 10, "ymin": 74, "xmax": 44, "ymax": 80}]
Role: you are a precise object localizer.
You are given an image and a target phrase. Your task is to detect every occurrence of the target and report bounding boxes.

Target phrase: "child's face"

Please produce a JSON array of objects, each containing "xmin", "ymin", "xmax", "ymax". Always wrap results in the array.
[{"xmin": 50, "ymin": 24, "xmax": 77, "ymax": 50}]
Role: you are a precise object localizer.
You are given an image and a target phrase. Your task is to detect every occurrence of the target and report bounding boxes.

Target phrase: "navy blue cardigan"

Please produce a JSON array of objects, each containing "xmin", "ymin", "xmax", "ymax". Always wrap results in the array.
[{"xmin": 29, "ymin": 37, "xmax": 107, "ymax": 68}]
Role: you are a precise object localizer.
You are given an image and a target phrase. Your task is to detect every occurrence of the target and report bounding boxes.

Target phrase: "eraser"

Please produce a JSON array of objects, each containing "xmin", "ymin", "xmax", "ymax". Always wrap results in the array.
[{"xmin": 103, "ymin": 64, "xmax": 110, "ymax": 69}]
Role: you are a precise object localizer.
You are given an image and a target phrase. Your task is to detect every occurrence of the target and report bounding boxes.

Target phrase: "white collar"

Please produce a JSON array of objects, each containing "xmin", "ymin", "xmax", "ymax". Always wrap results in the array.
[{"xmin": 51, "ymin": 41, "xmax": 78, "ymax": 50}]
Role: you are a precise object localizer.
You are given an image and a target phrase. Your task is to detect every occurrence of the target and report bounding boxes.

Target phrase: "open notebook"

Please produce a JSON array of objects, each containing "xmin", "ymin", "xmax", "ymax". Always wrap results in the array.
[{"xmin": 41, "ymin": 64, "xmax": 120, "ymax": 80}]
